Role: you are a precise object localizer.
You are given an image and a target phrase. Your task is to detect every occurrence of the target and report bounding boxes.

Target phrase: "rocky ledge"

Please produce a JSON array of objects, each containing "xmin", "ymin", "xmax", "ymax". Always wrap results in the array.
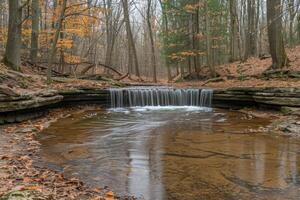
[
  {"xmin": 58, "ymin": 87, "xmax": 109, "ymax": 105},
  {"xmin": 1, "ymin": 86, "xmax": 300, "ymax": 124},
  {"xmin": 0, "ymin": 87, "xmax": 110, "ymax": 124},
  {"xmin": 213, "ymin": 87, "xmax": 300, "ymax": 109},
  {"xmin": 0, "ymin": 88, "xmax": 63, "ymax": 124}
]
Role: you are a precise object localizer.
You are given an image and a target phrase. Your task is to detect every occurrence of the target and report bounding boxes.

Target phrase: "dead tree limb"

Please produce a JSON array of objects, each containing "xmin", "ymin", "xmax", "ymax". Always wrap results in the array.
[{"xmin": 80, "ymin": 62, "xmax": 123, "ymax": 76}]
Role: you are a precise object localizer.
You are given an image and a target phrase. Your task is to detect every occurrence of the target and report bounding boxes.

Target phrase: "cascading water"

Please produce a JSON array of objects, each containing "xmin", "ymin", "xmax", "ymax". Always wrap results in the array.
[{"xmin": 110, "ymin": 87, "xmax": 213, "ymax": 108}]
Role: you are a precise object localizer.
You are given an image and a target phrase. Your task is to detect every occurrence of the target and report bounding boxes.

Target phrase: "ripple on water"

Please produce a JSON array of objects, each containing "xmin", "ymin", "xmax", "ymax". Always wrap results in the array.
[{"xmin": 37, "ymin": 108, "xmax": 300, "ymax": 200}]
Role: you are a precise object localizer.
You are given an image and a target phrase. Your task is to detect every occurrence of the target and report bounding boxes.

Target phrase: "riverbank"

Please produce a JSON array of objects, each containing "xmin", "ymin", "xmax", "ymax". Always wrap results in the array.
[
  {"xmin": 0, "ymin": 106, "xmax": 136, "ymax": 200},
  {"xmin": 1, "ymin": 57, "xmax": 300, "ymax": 124}
]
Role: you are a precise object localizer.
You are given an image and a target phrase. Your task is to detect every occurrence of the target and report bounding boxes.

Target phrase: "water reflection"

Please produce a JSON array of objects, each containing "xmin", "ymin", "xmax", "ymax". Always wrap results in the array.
[{"xmin": 38, "ymin": 108, "xmax": 300, "ymax": 200}]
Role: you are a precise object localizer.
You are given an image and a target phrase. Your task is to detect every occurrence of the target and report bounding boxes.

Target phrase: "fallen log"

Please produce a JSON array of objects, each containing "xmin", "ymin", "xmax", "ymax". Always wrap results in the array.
[
  {"xmin": 201, "ymin": 77, "xmax": 226, "ymax": 86},
  {"xmin": 262, "ymin": 69, "xmax": 300, "ymax": 78},
  {"xmin": 116, "ymin": 73, "xmax": 129, "ymax": 81}
]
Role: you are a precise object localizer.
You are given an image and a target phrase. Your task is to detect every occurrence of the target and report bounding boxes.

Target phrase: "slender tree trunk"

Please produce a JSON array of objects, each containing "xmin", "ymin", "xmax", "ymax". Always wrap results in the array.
[
  {"xmin": 193, "ymin": 10, "xmax": 200, "ymax": 74},
  {"xmin": 298, "ymin": 15, "xmax": 300, "ymax": 42},
  {"xmin": 147, "ymin": 0, "xmax": 157, "ymax": 82},
  {"xmin": 159, "ymin": 0, "xmax": 172, "ymax": 81},
  {"xmin": 104, "ymin": 0, "xmax": 114, "ymax": 72},
  {"xmin": 122, "ymin": 0, "xmax": 140, "ymax": 78},
  {"xmin": 288, "ymin": 0, "xmax": 296, "ymax": 46},
  {"xmin": 3, "ymin": 0, "xmax": 22, "ymax": 71},
  {"xmin": 30, "ymin": 0, "xmax": 39, "ymax": 63},
  {"xmin": 244, "ymin": 0, "xmax": 256, "ymax": 60},
  {"xmin": 267, "ymin": 0, "xmax": 288, "ymax": 69},
  {"xmin": 259, "ymin": 0, "xmax": 265, "ymax": 56},
  {"xmin": 47, "ymin": 0, "xmax": 67, "ymax": 83},
  {"xmin": 205, "ymin": 2, "xmax": 215, "ymax": 77},
  {"xmin": 229, "ymin": 0, "xmax": 239, "ymax": 61}
]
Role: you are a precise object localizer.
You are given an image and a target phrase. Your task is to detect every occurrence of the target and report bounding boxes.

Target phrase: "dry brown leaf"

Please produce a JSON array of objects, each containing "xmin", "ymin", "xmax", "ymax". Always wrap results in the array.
[
  {"xmin": 23, "ymin": 177, "xmax": 32, "ymax": 183},
  {"xmin": 106, "ymin": 191, "xmax": 114, "ymax": 197},
  {"xmin": 34, "ymin": 124, "xmax": 44, "ymax": 131},
  {"xmin": 90, "ymin": 196, "xmax": 102, "ymax": 200},
  {"xmin": 24, "ymin": 185, "xmax": 42, "ymax": 191}
]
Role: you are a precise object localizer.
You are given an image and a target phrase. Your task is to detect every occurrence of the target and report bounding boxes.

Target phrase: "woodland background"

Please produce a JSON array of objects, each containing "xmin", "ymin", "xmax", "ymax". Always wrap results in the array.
[{"xmin": 0, "ymin": 0, "xmax": 299, "ymax": 83}]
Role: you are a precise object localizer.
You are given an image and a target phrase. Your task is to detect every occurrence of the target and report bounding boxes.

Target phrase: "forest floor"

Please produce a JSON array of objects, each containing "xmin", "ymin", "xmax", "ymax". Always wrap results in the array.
[
  {"xmin": 172, "ymin": 45, "xmax": 300, "ymax": 88},
  {"xmin": 1, "ymin": 45, "xmax": 300, "ymax": 94}
]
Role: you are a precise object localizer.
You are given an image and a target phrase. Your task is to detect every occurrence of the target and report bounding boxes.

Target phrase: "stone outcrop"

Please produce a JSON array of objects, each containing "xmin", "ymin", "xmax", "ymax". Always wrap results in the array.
[
  {"xmin": 0, "ymin": 88, "xmax": 109, "ymax": 124},
  {"xmin": 1, "ymin": 86, "xmax": 300, "ymax": 124},
  {"xmin": 59, "ymin": 88, "xmax": 109, "ymax": 105},
  {"xmin": 0, "ymin": 90, "xmax": 63, "ymax": 124},
  {"xmin": 213, "ymin": 87, "xmax": 300, "ymax": 109}
]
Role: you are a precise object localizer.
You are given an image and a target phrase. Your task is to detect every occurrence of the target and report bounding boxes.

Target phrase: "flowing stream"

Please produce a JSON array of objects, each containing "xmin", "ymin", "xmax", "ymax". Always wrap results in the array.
[{"xmin": 37, "ymin": 88, "xmax": 300, "ymax": 200}]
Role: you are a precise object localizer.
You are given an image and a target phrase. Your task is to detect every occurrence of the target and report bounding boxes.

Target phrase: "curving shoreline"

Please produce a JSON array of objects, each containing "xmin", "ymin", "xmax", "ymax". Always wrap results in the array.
[{"xmin": 0, "ymin": 106, "xmax": 137, "ymax": 200}]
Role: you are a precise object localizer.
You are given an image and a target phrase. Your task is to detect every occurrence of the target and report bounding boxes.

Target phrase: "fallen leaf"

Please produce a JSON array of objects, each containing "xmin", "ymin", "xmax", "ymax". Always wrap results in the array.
[
  {"xmin": 23, "ymin": 177, "xmax": 32, "ymax": 183},
  {"xmin": 90, "ymin": 196, "xmax": 102, "ymax": 200},
  {"xmin": 106, "ymin": 191, "xmax": 114, "ymax": 197},
  {"xmin": 24, "ymin": 185, "xmax": 42, "ymax": 191},
  {"xmin": 34, "ymin": 124, "xmax": 44, "ymax": 131}
]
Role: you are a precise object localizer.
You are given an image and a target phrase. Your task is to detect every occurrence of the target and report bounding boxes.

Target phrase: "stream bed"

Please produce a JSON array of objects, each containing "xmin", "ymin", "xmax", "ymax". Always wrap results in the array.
[{"xmin": 37, "ymin": 107, "xmax": 300, "ymax": 200}]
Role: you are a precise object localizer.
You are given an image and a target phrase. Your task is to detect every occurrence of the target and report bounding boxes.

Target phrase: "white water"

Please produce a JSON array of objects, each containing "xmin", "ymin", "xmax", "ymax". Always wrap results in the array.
[{"xmin": 109, "ymin": 87, "xmax": 213, "ymax": 109}]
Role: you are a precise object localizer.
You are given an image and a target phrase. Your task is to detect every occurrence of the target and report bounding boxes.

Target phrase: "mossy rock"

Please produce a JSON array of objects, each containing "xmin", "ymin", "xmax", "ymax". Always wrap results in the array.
[{"xmin": 0, "ymin": 190, "xmax": 52, "ymax": 200}]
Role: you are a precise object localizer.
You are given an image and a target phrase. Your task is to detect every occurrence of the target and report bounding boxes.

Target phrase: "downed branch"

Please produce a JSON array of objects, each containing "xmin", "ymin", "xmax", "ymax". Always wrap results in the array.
[
  {"xmin": 262, "ymin": 69, "xmax": 300, "ymax": 78},
  {"xmin": 116, "ymin": 73, "xmax": 129, "ymax": 81},
  {"xmin": 80, "ymin": 62, "xmax": 123, "ymax": 76},
  {"xmin": 201, "ymin": 77, "xmax": 226, "ymax": 86},
  {"xmin": 23, "ymin": 60, "xmax": 68, "ymax": 77}
]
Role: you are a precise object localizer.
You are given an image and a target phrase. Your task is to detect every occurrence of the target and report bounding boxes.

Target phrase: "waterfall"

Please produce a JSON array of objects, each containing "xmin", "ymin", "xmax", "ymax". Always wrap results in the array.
[{"xmin": 110, "ymin": 87, "xmax": 213, "ymax": 108}]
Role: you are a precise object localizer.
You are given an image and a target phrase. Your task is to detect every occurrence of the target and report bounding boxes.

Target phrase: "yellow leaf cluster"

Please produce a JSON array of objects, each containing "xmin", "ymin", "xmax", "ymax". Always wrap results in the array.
[
  {"xmin": 57, "ymin": 39, "xmax": 73, "ymax": 49},
  {"xmin": 184, "ymin": 3, "xmax": 204, "ymax": 13},
  {"xmin": 64, "ymin": 54, "xmax": 81, "ymax": 64}
]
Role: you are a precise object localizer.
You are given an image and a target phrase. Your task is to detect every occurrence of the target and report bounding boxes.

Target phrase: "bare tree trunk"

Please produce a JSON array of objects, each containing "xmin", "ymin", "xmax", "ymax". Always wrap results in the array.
[
  {"xmin": 122, "ymin": 0, "xmax": 140, "ymax": 78},
  {"xmin": 205, "ymin": 2, "xmax": 215, "ymax": 78},
  {"xmin": 193, "ymin": 10, "xmax": 200, "ymax": 74},
  {"xmin": 229, "ymin": 0, "xmax": 239, "ymax": 61},
  {"xmin": 288, "ymin": 0, "xmax": 296, "ymax": 46},
  {"xmin": 158, "ymin": 0, "xmax": 172, "ymax": 81},
  {"xmin": 267, "ymin": 0, "xmax": 289, "ymax": 69},
  {"xmin": 30, "ymin": 0, "xmax": 39, "ymax": 63},
  {"xmin": 3, "ymin": 0, "xmax": 22, "ymax": 71},
  {"xmin": 258, "ymin": 0, "xmax": 264, "ymax": 56},
  {"xmin": 298, "ymin": 15, "xmax": 300, "ymax": 42},
  {"xmin": 104, "ymin": 0, "xmax": 113, "ymax": 72},
  {"xmin": 147, "ymin": 0, "xmax": 157, "ymax": 82},
  {"xmin": 47, "ymin": 0, "xmax": 67, "ymax": 83},
  {"xmin": 244, "ymin": 0, "xmax": 256, "ymax": 60}
]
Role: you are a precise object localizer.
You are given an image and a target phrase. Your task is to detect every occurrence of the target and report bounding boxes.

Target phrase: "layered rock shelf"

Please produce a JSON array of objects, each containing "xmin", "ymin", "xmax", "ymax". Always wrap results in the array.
[
  {"xmin": 0, "ymin": 89, "xmax": 63, "ymax": 124},
  {"xmin": 1, "ymin": 87, "xmax": 300, "ymax": 124},
  {"xmin": 213, "ymin": 87, "xmax": 300, "ymax": 109},
  {"xmin": 58, "ymin": 88, "xmax": 110, "ymax": 105}
]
